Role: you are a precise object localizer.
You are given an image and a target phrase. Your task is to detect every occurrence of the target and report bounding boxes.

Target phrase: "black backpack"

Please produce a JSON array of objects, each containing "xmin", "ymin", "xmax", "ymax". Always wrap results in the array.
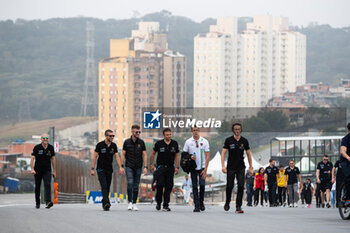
[{"xmin": 180, "ymin": 152, "xmax": 196, "ymax": 173}]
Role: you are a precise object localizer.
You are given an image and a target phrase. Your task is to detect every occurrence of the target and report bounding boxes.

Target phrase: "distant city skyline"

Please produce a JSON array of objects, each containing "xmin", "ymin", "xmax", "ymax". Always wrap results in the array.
[{"xmin": 0, "ymin": 0, "xmax": 349, "ymax": 28}]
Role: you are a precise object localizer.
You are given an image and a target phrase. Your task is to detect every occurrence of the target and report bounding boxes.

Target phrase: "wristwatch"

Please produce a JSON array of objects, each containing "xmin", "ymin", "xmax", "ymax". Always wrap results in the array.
[{"xmin": 91, "ymin": 167, "xmax": 94, "ymax": 170}]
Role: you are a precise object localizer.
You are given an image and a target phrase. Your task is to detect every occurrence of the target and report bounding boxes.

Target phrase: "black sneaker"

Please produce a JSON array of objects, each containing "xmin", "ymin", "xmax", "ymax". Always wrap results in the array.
[
  {"xmin": 162, "ymin": 206, "xmax": 171, "ymax": 211},
  {"xmin": 235, "ymin": 207, "xmax": 244, "ymax": 214},
  {"xmin": 326, "ymin": 203, "xmax": 331, "ymax": 208},
  {"xmin": 45, "ymin": 202, "xmax": 53, "ymax": 209},
  {"xmin": 200, "ymin": 203, "xmax": 205, "ymax": 211},
  {"xmin": 103, "ymin": 203, "xmax": 111, "ymax": 211},
  {"xmin": 156, "ymin": 203, "xmax": 161, "ymax": 211},
  {"xmin": 35, "ymin": 204, "xmax": 40, "ymax": 209},
  {"xmin": 193, "ymin": 207, "xmax": 200, "ymax": 212},
  {"xmin": 224, "ymin": 203, "xmax": 230, "ymax": 211},
  {"xmin": 321, "ymin": 203, "xmax": 325, "ymax": 208}
]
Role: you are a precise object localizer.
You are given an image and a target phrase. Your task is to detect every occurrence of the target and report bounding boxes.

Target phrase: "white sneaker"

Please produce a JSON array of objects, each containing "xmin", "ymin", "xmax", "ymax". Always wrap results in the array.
[
  {"xmin": 294, "ymin": 203, "xmax": 298, "ymax": 208},
  {"xmin": 289, "ymin": 204, "xmax": 293, "ymax": 208},
  {"xmin": 128, "ymin": 202, "xmax": 133, "ymax": 210},
  {"xmin": 132, "ymin": 203, "xmax": 139, "ymax": 211}
]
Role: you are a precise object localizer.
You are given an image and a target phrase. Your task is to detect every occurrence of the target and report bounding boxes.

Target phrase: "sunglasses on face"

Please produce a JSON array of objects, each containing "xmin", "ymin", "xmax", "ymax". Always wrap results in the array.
[
  {"xmin": 108, "ymin": 135, "xmax": 115, "ymax": 138},
  {"xmin": 323, "ymin": 159, "xmax": 328, "ymax": 161},
  {"xmin": 135, "ymin": 131, "xmax": 141, "ymax": 134},
  {"xmin": 42, "ymin": 137, "xmax": 49, "ymax": 140}
]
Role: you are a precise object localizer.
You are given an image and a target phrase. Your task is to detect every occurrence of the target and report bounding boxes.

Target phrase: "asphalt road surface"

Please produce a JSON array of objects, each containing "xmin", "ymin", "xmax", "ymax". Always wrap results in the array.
[{"xmin": 0, "ymin": 194, "xmax": 348, "ymax": 233}]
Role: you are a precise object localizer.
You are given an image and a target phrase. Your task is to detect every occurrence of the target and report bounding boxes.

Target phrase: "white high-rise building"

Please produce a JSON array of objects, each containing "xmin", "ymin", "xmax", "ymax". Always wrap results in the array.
[
  {"xmin": 194, "ymin": 17, "xmax": 238, "ymax": 107},
  {"xmin": 193, "ymin": 15, "xmax": 306, "ymax": 108}
]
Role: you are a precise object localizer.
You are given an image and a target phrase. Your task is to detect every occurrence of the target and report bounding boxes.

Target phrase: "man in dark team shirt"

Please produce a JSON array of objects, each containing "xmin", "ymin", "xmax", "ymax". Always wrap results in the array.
[
  {"xmin": 245, "ymin": 170, "xmax": 255, "ymax": 207},
  {"xmin": 221, "ymin": 123, "xmax": 253, "ymax": 214},
  {"xmin": 122, "ymin": 124, "xmax": 148, "ymax": 211},
  {"xmin": 91, "ymin": 129, "xmax": 124, "ymax": 211},
  {"xmin": 340, "ymin": 123, "xmax": 350, "ymax": 207},
  {"xmin": 316, "ymin": 155, "xmax": 333, "ymax": 208},
  {"xmin": 285, "ymin": 160, "xmax": 302, "ymax": 207},
  {"xmin": 30, "ymin": 133, "xmax": 56, "ymax": 209},
  {"xmin": 332, "ymin": 160, "xmax": 344, "ymax": 207},
  {"xmin": 264, "ymin": 159, "xmax": 279, "ymax": 207},
  {"xmin": 150, "ymin": 128, "xmax": 179, "ymax": 211}
]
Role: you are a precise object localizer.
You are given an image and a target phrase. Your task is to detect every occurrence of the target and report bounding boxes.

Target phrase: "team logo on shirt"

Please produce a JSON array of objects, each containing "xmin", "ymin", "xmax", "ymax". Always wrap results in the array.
[
  {"xmin": 143, "ymin": 109, "xmax": 161, "ymax": 129},
  {"xmin": 239, "ymin": 144, "xmax": 244, "ymax": 150}
]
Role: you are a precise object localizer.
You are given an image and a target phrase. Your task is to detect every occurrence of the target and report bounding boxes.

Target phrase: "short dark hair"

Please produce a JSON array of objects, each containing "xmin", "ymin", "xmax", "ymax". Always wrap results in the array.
[
  {"xmin": 232, "ymin": 122, "xmax": 242, "ymax": 131},
  {"xmin": 163, "ymin": 128, "xmax": 171, "ymax": 135},
  {"xmin": 347, "ymin": 122, "xmax": 350, "ymax": 131},
  {"xmin": 323, "ymin": 155, "xmax": 328, "ymax": 158},
  {"xmin": 279, "ymin": 165, "xmax": 284, "ymax": 168},
  {"xmin": 191, "ymin": 124, "xmax": 199, "ymax": 130},
  {"xmin": 290, "ymin": 159, "xmax": 295, "ymax": 163},
  {"xmin": 269, "ymin": 158, "xmax": 275, "ymax": 163},
  {"xmin": 131, "ymin": 124, "xmax": 140, "ymax": 130},
  {"xmin": 105, "ymin": 129, "xmax": 113, "ymax": 136}
]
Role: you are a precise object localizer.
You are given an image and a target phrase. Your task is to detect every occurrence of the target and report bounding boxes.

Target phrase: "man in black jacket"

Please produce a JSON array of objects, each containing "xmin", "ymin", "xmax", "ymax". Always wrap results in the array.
[{"xmin": 122, "ymin": 125, "xmax": 148, "ymax": 211}]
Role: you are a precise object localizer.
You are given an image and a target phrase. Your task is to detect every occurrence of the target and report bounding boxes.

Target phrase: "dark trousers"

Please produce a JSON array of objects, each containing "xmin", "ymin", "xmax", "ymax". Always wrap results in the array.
[
  {"xmin": 97, "ymin": 169, "xmax": 113, "ymax": 206},
  {"xmin": 191, "ymin": 169, "xmax": 205, "ymax": 208},
  {"xmin": 254, "ymin": 188, "xmax": 264, "ymax": 206},
  {"xmin": 226, "ymin": 169, "xmax": 245, "ymax": 208},
  {"xmin": 301, "ymin": 193, "xmax": 305, "ymax": 204},
  {"xmin": 268, "ymin": 183, "xmax": 277, "ymax": 205},
  {"xmin": 125, "ymin": 167, "xmax": 142, "ymax": 204},
  {"xmin": 246, "ymin": 184, "xmax": 254, "ymax": 205},
  {"xmin": 315, "ymin": 185, "xmax": 321, "ymax": 205},
  {"xmin": 156, "ymin": 166, "xmax": 174, "ymax": 207},
  {"xmin": 342, "ymin": 162, "xmax": 350, "ymax": 200},
  {"xmin": 278, "ymin": 187, "xmax": 286, "ymax": 205},
  {"xmin": 305, "ymin": 192, "xmax": 312, "ymax": 204},
  {"xmin": 34, "ymin": 170, "xmax": 51, "ymax": 205},
  {"xmin": 336, "ymin": 177, "xmax": 344, "ymax": 206}
]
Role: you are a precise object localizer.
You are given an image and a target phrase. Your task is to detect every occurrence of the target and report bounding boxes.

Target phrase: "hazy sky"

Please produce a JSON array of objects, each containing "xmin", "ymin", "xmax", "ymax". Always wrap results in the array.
[{"xmin": 0, "ymin": 0, "xmax": 349, "ymax": 27}]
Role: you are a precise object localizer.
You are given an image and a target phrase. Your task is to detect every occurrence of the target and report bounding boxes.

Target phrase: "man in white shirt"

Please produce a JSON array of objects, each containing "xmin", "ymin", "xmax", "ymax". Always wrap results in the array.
[
  {"xmin": 182, "ymin": 175, "xmax": 192, "ymax": 204},
  {"xmin": 183, "ymin": 125, "xmax": 210, "ymax": 212}
]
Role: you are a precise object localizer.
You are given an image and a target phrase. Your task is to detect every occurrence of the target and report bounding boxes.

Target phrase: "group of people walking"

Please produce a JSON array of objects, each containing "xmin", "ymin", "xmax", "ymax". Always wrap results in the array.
[{"xmin": 30, "ymin": 122, "xmax": 350, "ymax": 213}]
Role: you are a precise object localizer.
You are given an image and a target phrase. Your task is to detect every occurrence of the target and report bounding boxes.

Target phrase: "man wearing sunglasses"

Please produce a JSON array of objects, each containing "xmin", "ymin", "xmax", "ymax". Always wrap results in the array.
[
  {"xmin": 285, "ymin": 160, "xmax": 302, "ymax": 207},
  {"xmin": 121, "ymin": 124, "xmax": 148, "ymax": 211},
  {"xmin": 91, "ymin": 129, "xmax": 124, "ymax": 211},
  {"xmin": 183, "ymin": 125, "xmax": 210, "ymax": 212},
  {"xmin": 316, "ymin": 155, "xmax": 333, "ymax": 208},
  {"xmin": 30, "ymin": 133, "xmax": 56, "ymax": 209}
]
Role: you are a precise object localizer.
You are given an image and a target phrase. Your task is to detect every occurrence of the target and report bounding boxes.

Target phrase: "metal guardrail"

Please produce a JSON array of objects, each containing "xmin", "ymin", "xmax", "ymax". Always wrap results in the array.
[{"xmin": 57, "ymin": 192, "xmax": 86, "ymax": 204}]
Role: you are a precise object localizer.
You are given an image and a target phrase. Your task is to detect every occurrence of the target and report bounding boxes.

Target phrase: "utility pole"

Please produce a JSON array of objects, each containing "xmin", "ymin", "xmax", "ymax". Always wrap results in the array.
[{"xmin": 81, "ymin": 21, "xmax": 97, "ymax": 117}]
